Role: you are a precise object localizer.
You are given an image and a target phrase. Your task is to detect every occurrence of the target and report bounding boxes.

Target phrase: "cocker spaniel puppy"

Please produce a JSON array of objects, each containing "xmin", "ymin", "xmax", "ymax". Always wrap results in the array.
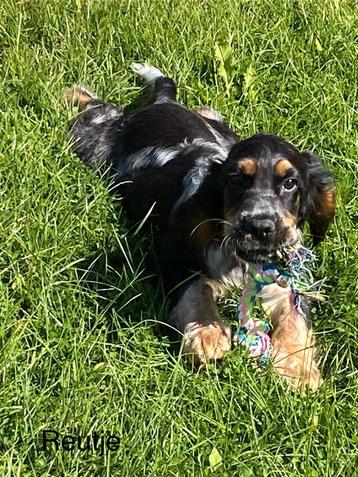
[{"xmin": 66, "ymin": 64, "xmax": 335, "ymax": 390}]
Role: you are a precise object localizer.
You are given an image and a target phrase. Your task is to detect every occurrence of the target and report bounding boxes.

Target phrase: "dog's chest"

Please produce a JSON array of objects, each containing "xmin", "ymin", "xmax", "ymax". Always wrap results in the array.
[{"xmin": 206, "ymin": 245, "xmax": 245, "ymax": 288}]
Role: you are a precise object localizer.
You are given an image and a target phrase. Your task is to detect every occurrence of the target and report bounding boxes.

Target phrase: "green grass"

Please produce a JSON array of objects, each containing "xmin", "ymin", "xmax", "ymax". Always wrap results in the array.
[{"xmin": 0, "ymin": 0, "xmax": 357, "ymax": 475}]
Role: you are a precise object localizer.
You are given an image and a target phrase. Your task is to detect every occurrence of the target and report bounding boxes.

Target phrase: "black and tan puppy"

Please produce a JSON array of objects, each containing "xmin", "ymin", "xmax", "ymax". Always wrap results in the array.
[{"xmin": 67, "ymin": 63, "xmax": 335, "ymax": 390}]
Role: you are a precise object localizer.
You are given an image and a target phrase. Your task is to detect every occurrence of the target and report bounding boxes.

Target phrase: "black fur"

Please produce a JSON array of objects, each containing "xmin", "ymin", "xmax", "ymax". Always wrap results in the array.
[
  {"xmin": 70, "ymin": 99, "xmax": 125, "ymax": 169},
  {"xmin": 68, "ymin": 73, "xmax": 335, "ymax": 292}
]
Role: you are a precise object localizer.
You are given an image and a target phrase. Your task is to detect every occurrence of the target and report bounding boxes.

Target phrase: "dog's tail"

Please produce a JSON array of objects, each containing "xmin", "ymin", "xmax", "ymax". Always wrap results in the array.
[
  {"xmin": 131, "ymin": 62, "xmax": 177, "ymax": 103},
  {"xmin": 65, "ymin": 85, "xmax": 124, "ymax": 170}
]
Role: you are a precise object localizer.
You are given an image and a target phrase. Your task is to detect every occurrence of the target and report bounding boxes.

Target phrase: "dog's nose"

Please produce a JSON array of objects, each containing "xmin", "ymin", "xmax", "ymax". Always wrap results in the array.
[{"xmin": 248, "ymin": 218, "xmax": 275, "ymax": 240}]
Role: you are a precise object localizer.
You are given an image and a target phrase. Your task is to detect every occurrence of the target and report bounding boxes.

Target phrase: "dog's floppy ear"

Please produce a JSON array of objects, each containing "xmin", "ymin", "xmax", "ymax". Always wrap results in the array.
[{"xmin": 302, "ymin": 151, "xmax": 336, "ymax": 244}]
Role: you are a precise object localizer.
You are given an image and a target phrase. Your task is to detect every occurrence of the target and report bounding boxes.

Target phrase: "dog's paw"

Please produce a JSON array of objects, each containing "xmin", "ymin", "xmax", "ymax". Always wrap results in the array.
[
  {"xmin": 63, "ymin": 85, "xmax": 98, "ymax": 111},
  {"xmin": 272, "ymin": 351, "xmax": 323, "ymax": 392},
  {"xmin": 196, "ymin": 106, "xmax": 224, "ymax": 123},
  {"xmin": 183, "ymin": 321, "xmax": 231, "ymax": 365}
]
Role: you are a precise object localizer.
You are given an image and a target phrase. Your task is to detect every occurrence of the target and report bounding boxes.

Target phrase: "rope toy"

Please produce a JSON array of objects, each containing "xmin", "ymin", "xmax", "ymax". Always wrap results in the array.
[{"xmin": 233, "ymin": 245, "xmax": 324, "ymax": 366}]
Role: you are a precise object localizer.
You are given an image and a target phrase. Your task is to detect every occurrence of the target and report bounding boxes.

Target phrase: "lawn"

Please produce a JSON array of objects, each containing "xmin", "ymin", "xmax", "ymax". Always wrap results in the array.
[{"xmin": 0, "ymin": 0, "xmax": 357, "ymax": 475}]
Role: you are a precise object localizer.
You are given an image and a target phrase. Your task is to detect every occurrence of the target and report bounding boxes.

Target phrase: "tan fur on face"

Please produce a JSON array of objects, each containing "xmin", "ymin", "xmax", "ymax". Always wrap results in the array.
[
  {"xmin": 238, "ymin": 158, "xmax": 257, "ymax": 176},
  {"xmin": 281, "ymin": 211, "xmax": 296, "ymax": 228},
  {"xmin": 274, "ymin": 159, "xmax": 294, "ymax": 177},
  {"xmin": 280, "ymin": 195, "xmax": 300, "ymax": 241}
]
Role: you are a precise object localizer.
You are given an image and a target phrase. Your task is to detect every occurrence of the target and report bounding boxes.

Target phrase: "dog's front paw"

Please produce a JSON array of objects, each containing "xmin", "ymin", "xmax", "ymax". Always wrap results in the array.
[
  {"xmin": 272, "ymin": 350, "xmax": 323, "ymax": 392},
  {"xmin": 183, "ymin": 321, "xmax": 231, "ymax": 365}
]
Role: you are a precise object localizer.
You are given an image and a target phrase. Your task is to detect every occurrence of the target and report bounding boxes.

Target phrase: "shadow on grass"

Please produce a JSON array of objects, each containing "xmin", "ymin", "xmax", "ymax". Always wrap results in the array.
[{"xmin": 75, "ymin": 223, "xmax": 183, "ymax": 356}]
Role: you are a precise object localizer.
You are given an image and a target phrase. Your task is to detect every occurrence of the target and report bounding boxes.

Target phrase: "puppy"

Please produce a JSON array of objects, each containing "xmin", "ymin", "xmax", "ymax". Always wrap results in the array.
[{"xmin": 66, "ymin": 64, "xmax": 335, "ymax": 390}]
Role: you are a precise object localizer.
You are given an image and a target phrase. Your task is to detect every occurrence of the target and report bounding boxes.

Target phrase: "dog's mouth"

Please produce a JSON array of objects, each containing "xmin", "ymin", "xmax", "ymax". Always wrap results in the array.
[
  {"xmin": 235, "ymin": 248, "xmax": 276, "ymax": 264},
  {"xmin": 229, "ymin": 232, "xmax": 297, "ymax": 264},
  {"xmin": 234, "ymin": 245, "xmax": 277, "ymax": 264}
]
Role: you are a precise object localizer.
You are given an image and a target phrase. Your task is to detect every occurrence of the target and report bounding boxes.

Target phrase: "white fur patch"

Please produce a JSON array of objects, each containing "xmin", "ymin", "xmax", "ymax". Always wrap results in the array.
[
  {"xmin": 122, "ymin": 138, "xmax": 228, "ymax": 183},
  {"xmin": 90, "ymin": 108, "xmax": 121, "ymax": 124},
  {"xmin": 171, "ymin": 139, "xmax": 228, "ymax": 213},
  {"xmin": 172, "ymin": 157, "xmax": 211, "ymax": 212},
  {"xmin": 120, "ymin": 145, "xmax": 179, "ymax": 177},
  {"xmin": 131, "ymin": 62, "xmax": 164, "ymax": 82}
]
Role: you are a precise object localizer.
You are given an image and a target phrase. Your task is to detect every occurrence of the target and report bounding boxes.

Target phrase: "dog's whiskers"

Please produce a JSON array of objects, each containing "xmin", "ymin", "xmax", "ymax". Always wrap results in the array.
[
  {"xmin": 220, "ymin": 233, "xmax": 234, "ymax": 253},
  {"xmin": 190, "ymin": 218, "xmax": 233, "ymax": 238}
]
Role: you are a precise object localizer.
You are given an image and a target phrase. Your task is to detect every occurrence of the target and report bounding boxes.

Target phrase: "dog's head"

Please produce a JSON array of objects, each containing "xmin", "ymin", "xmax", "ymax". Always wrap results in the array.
[{"xmin": 220, "ymin": 134, "xmax": 335, "ymax": 263}]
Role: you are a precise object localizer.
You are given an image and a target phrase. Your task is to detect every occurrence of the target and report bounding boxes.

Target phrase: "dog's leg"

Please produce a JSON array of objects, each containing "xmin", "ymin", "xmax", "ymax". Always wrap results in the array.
[
  {"xmin": 170, "ymin": 277, "xmax": 231, "ymax": 365},
  {"xmin": 259, "ymin": 283, "xmax": 322, "ymax": 391},
  {"xmin": 65, "ymin": 85, "xmax": 124, "ymax": 169}
]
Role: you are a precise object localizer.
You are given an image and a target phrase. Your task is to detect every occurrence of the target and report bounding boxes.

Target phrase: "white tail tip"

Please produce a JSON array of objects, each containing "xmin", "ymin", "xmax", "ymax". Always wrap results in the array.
[{"xmin": 131, "ymin": 62, "xmax": 164, "ymax": 82}]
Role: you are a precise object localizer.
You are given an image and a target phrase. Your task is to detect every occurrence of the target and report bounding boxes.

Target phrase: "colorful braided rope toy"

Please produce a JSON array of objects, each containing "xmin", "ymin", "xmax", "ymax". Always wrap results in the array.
[{"xmin": 233, "ymin": 246, "xmax": 323, "ymax": 365}]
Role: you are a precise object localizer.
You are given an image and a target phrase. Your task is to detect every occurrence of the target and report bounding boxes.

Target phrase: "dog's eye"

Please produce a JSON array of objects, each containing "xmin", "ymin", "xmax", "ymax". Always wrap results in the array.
[
  {"xmin": 228, "ymin": 173, "xmax": 243, "ymax": 185},
  {"xmin": 283, "ymin": 178, "xmax": 298, "ymax": 190}
]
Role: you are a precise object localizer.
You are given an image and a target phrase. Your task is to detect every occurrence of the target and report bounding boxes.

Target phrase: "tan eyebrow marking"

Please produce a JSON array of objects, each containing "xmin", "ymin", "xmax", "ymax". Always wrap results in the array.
[
  {"xmin": 274, "ymin": 159, "xmax": 294, "ymax": 177},
  {"xmin": 238, "ymin": 158, "xmax": 257, "ymax": 176}
]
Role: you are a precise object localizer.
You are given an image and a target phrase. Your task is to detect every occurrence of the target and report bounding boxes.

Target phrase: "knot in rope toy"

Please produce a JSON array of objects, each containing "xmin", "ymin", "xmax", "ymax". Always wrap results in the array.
[{"xmin": 233, "ymin": 246, "xmax": 323, "ymax": 366}]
